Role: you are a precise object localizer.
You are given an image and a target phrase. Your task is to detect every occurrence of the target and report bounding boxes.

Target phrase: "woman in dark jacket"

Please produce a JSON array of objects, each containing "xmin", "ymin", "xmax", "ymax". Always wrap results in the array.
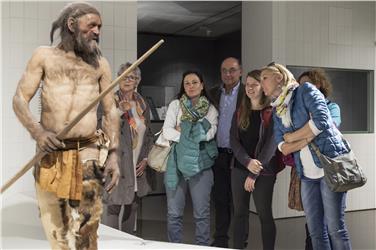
[
  {"xmin": 101, "ymin": 62, "xmax": 153, "ymax": 234},
  {"xmin": 230, "ymin": 69, "xmax": 279, "ymax": 250}
]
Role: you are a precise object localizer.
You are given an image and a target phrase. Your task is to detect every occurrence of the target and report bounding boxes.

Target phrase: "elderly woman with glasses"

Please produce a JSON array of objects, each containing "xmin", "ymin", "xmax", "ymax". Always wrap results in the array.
[
  {"xmin": 260, "ymin": 63, "xmax": 352, "ymax": 250},
  {"xmin": 101, "ymin": 62, "xmax": 153, "ymax": 234}
]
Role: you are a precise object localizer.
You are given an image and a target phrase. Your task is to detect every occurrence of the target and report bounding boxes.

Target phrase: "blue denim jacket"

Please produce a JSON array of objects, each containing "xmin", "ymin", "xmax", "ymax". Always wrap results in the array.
[{"xmin": 273, "ymin": 83, "xmax": 349, "ymax": 178}]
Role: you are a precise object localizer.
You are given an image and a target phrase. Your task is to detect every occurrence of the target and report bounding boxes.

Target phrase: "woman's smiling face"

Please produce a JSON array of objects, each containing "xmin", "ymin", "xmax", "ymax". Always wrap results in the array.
[
  {"xmin": 245, "ymin": 76, "xmax": 263, "ymax": 101},
  {"xmin": 183, "ymin": 73, "xmax": 204, "ymax": 99}
]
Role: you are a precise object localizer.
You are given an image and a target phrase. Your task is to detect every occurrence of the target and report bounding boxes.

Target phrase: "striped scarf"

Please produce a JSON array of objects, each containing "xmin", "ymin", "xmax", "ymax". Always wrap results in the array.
[{"xmin": 116, "ymin": 91, "xmax": 147, "ymax": 149}]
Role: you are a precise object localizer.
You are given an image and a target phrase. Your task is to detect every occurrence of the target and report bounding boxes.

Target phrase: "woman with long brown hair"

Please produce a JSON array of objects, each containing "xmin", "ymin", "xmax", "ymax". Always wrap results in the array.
[
  {"xmin": 163, "ymin": 70, "xmax": 218, "ymax": 245},
  {"xmin": 230, "ymin": 69, "xmax": 279, "ymax": 249}
]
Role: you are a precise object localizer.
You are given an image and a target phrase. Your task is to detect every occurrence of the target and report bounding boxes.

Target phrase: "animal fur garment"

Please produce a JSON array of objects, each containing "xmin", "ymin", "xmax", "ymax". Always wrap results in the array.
[{"xmin": 61, "ymin": 160, "xmax": 104, "ymax": 250}]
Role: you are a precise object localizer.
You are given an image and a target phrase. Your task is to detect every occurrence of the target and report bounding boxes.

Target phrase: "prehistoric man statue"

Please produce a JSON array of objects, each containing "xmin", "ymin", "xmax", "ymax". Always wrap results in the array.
[{"xmin": 12, "ymin": 2, "xmax": 120, "ymax": 249}]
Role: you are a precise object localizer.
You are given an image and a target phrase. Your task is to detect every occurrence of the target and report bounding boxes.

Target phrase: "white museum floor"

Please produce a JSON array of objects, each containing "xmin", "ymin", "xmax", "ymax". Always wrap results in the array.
[{"xmin": 0, "ymin": 192, "xmax": 221, "ymax": 250}]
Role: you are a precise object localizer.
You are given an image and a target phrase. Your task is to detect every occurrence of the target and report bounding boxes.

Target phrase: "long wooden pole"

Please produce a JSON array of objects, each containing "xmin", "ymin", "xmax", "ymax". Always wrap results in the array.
[{"xmin": 1, "ymin": 39, "xmax": 164, "ymax": 194}]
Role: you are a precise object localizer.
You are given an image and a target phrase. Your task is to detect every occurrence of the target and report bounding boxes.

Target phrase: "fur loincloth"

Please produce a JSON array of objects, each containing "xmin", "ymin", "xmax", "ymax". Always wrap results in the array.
[
  {"xmin": 63, "ymin": 160, "xmax": 104, "ymax": 250},
  {"xmin": 38, "ymin": 160, "xmax": 105, "ymax": 250},
  {"xmin": 37, "ymin": 130, "xmax": 109, "ymax": 201},
  {"xmin": 36, "ymin": 130, "xmax": 110, "ymax": 250}
]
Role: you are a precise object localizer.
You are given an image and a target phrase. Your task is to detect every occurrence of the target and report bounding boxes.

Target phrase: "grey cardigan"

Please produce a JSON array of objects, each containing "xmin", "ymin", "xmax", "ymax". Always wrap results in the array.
[{"xmin": 99, "ymin": 98, "xmax": 154, "ymax": 205}]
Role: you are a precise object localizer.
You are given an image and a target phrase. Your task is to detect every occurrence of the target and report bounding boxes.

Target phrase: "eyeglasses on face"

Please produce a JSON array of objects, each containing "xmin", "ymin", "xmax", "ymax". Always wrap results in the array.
[
  {"xmin": 221, "ymin": 68, "xmax": 240, "ymax": 75},
  {"xmin": 123, "ymin": 75, "xmax": 139, "ymax": 82}
]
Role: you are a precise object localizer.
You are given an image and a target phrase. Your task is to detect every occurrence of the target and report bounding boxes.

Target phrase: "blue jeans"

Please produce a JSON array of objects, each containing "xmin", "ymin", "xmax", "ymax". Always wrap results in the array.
[
  {"xmin": 165, "ymin": 168, "xmax": 213, "ymax": 245},
  {"xmin": 301, "ymin": 177, "xmax": 352, "ymax": 250}
]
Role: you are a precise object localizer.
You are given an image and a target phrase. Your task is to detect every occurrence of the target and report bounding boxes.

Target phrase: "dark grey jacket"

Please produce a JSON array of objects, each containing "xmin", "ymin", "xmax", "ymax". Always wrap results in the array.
[
  {"xmin": 208, "ymin": 82, "xmax": 245, "ymax": 111},
  {"xmin": 230, "ymin": 106, "xmax": 279, "ymax": 180},
  {"xmin": 99, "ymin": 98, "xmax": 154, "ymax": 205}
]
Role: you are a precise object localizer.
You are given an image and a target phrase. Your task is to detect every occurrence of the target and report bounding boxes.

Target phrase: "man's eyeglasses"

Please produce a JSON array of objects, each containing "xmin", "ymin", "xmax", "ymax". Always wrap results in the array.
[
  {"xmin": 221, "ymin": 68, "xmax": 240, "ymax": 75},
  {"xmin": 123, "ymin": 75, "xmax": 139, "ymax": 81}
]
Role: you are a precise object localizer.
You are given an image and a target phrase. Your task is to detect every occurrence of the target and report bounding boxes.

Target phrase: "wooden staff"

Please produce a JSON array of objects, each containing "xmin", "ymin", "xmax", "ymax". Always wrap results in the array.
[{"xmin": 1, "ymin": 39, "xmax": 165, "ymax": 194}]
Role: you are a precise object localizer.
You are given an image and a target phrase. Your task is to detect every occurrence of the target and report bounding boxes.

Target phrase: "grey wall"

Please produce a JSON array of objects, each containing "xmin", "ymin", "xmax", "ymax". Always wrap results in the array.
[
  {"xmin": 288, "ymin": 66, "xmax": 373, "ymax": 133},
  {"xmin": 241, "ymin": 1, "xmax": 273, "ymax": 73},
  {"xmin": 137, "ymin": 31, "xmax": 241, "ymax": 102},
  {"xmin": 213, "ymin": 30, "xmax": 242, "ymax": 71}
]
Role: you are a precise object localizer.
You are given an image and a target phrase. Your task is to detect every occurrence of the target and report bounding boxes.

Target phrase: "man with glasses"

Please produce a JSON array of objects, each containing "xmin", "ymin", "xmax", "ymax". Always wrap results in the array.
[{"xmin": 209, "ymin": 57, "xmax": 244, "ymax": 248}]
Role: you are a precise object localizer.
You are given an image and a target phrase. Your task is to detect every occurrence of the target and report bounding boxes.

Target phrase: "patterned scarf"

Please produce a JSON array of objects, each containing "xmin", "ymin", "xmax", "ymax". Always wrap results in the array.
[
  {"xmin": 180, "ymin": 94, "xmax": 210, "ymax": 122},
  {"xmin": 271, "ymin": 82, "xmax": 299, "ymax": 128},
  {"xmin": 116, "ymin": 90, "xmax": 147, "ymax": 149}
]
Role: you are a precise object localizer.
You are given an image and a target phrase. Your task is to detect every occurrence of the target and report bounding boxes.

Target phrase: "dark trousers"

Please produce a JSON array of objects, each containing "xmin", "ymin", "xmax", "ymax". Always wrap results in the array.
[
  {"xmin": 104, "ymin": 196, "xmax": 140, "ymax": 234},
  {"xmin": 232, "ymin": 167, "xmax": 276, "ymax": 250},
  {"xmin": 212, "ymin": 151, "xmax": 233, "ymax": 247}
]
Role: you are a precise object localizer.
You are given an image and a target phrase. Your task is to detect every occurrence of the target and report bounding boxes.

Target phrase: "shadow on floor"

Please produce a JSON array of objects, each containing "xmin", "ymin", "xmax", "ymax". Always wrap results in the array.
[{"xmin": 137, "ymin": 194, "xmax": 376, "ymax": 250}]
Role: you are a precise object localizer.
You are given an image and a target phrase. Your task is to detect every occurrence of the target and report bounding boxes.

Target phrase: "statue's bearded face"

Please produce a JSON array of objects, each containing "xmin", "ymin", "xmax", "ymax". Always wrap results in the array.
[{"xmin": 73, "ymin": 13, "xmax": 101, "ymax": 62}]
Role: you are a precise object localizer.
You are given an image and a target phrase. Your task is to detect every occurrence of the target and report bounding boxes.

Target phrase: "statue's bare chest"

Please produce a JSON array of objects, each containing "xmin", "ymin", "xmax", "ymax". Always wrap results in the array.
[{"xmin": 43, "ymin": 53, "xmax": 101, "ymax": 88}]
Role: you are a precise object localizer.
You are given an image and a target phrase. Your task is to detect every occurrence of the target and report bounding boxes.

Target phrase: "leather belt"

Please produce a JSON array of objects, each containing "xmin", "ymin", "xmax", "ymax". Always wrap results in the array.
[
  {"xmin": 218, "ymin": 147, "xmax": 233, "ymax": 154},
  {"xmin": 62, "ymin": 135, "xmax": 97, "ymax": 150}
]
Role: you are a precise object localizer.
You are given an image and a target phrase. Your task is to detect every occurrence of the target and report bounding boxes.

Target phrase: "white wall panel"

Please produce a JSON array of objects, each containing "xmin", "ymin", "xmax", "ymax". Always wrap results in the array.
[
  {"xmin": 344, "ymin": 134, "xmax": 376, "ymax": 210},
  {"xmin": 243, "ymin": 1, "xmax": 375, "ymax": 218},
  {"xmin": 241, "ymin": 1, "xmax": 273, "ymax": 73}
]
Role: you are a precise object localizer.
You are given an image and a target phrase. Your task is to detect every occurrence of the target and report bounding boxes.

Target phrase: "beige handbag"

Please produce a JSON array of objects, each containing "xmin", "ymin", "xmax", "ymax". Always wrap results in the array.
[{"xmin": 147, "ymin": 130, "xmax": 171, "ymax": 172}]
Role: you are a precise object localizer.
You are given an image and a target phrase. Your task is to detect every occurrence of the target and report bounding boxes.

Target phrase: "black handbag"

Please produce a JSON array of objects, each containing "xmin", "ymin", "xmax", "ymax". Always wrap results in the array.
[{"xmin": 310, "ymin": 139, "xmax": 367, "ymax": 192}]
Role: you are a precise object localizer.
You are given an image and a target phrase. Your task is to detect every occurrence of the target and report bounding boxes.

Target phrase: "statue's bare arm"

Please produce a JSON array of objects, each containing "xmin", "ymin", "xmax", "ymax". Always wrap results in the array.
[
  {"xmin": 98, "ymin": 58, "xmax": 120, "ymax": 192},
  {"xmin": 13, "ymin": 47, "xmax": 64, "ymax": 152}
]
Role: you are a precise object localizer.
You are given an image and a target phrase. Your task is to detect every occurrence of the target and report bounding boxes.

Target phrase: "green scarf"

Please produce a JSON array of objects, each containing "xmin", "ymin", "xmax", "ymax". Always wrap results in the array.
[{"xmin": 180, "ymin": 94, "xmax": 210, "ymax": 122}]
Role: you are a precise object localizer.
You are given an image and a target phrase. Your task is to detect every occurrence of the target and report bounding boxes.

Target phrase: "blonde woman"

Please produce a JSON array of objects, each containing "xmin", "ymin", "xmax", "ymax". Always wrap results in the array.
[{"xmin": 260, "ymin": 63, "xmax": 351, "ymax": 250}]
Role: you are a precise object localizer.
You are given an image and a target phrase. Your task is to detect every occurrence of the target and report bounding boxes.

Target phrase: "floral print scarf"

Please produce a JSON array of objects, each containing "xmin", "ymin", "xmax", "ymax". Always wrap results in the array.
[
  {"xmin": 116, "ymin": 91, "xmax": 147, "ymax": 149},
  {"xmin": 271, "ymin": 82, "xmax": 299, "ymax": 128},
  {"xmin": 180, "ymin": 94, "xmax": 210, "ymax": 122}
]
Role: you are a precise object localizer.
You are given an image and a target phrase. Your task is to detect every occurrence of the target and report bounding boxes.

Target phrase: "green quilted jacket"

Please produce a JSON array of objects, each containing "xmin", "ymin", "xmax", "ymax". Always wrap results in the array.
[{"xmin": 165, "ymin": 118, "xmax": 218, "ymax": 190}]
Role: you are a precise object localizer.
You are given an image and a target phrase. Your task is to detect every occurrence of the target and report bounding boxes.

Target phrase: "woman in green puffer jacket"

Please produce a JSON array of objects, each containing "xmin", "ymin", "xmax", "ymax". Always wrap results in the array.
[{"xmin": 162, "ymin": 70, "xmax": 218, "ymax": 246}]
